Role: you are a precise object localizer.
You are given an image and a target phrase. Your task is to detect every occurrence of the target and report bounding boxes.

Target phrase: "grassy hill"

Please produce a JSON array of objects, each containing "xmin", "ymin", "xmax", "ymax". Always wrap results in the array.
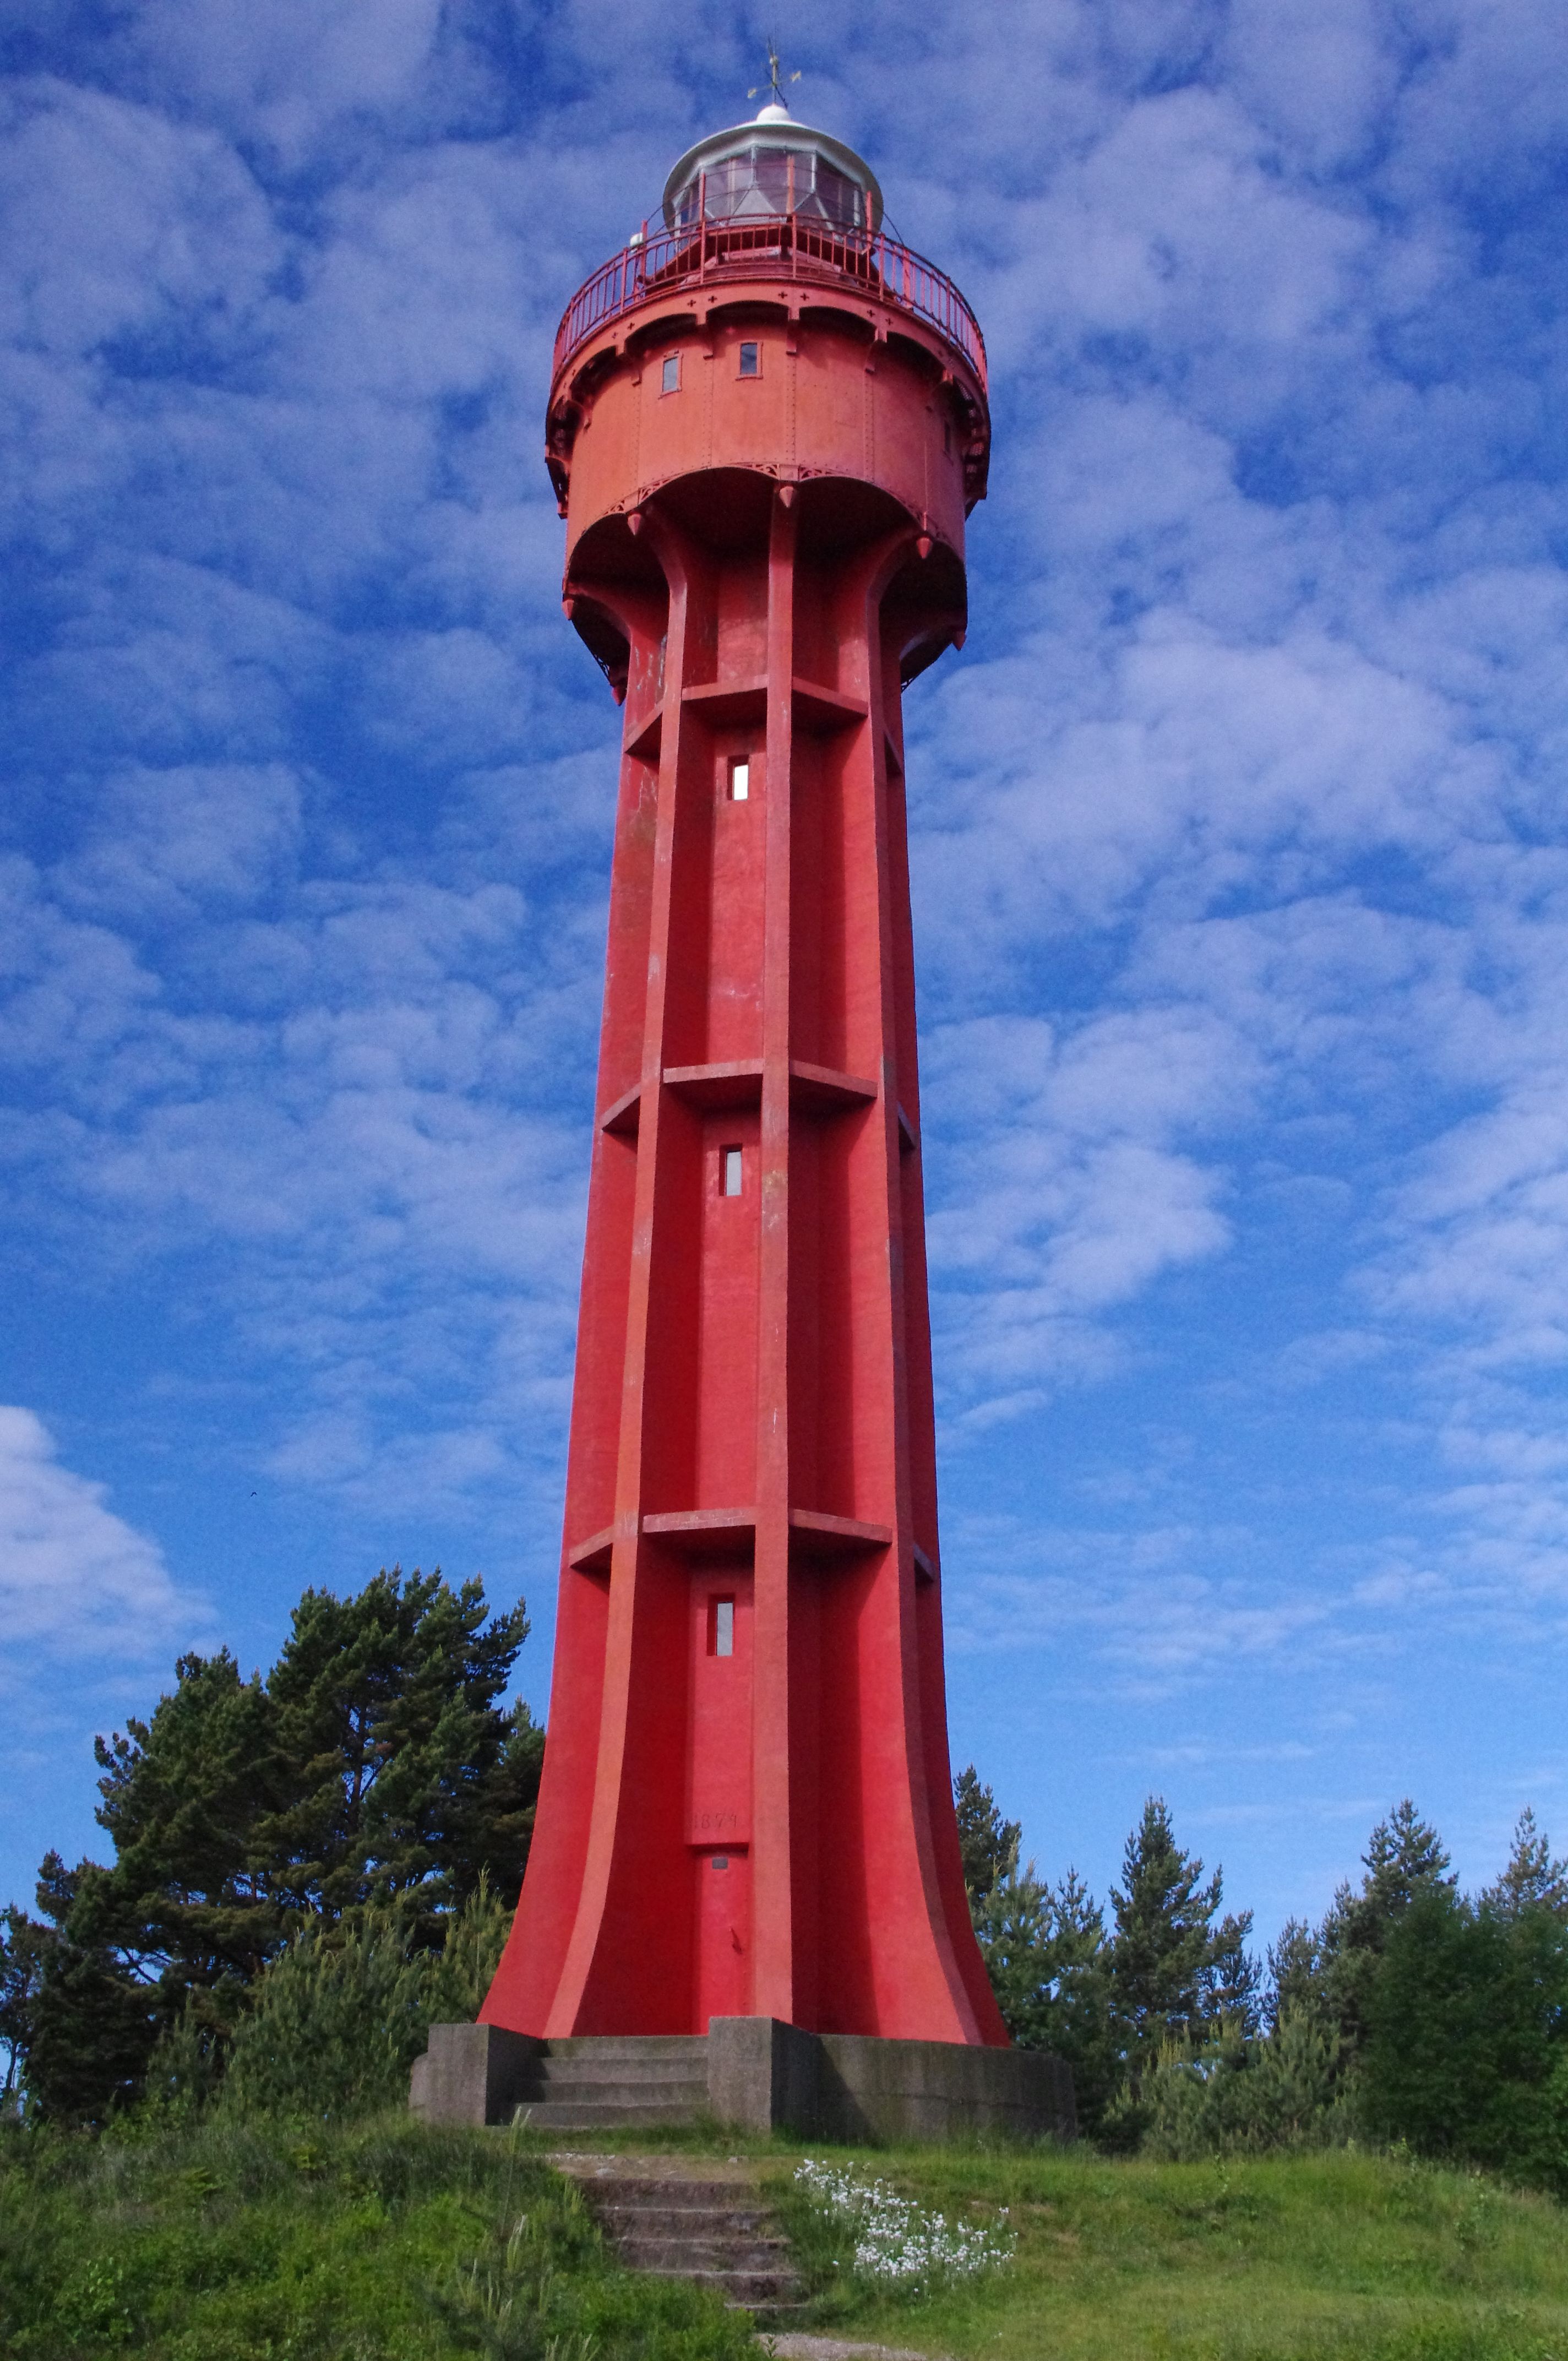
[
  {"xmin": 0, "ymin": 2114, "xmax": 752, "ymax": 2361},
  {"xmin": 3, "ymin": 2112, "xmax": 1567, "ymax": 2360},
  {"xmin": 765, "ymin": 2137, "xmax": 1568, "ymax": 2359}
]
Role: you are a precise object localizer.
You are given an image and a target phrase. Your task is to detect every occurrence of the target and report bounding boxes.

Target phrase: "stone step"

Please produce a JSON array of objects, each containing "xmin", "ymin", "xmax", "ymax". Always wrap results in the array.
[
  {"xmin": 526, "ymin": 2087, "xmax": 706, "ymax": 2107},
  {"xmin": 650, "ymin": 2266, "xmax": 804, "ymax": 2306},
  {"xmin": 613, "ymin": 2225, "xmax": 781, "ymax": 2256},
  {"xmin": 600, "ymin": 2202, "xmax": 776, "ymax": 2237},
  {"xmin": 553, "ymin": 2153, "xmax": 805, "ymax": 2316},
  {"xmin": 515, "ymin": 2038, "xmax": 709, "ymax": 2119},
  {"xmin": 524, "ymin": 2086, "xmax": 709, "ymax": 2112},
  {"xmin": 524, "ymin": 2057, "xmax": 711, "ymax": 2089},
  {"xmin": 525, "ymin": 2095, "xmax": 709, "ymax": 2119},
  {"xmin": 585, "ymin": 2179, "xmax": 756, "ymax": 2207},
  {"xmin": 616, "ymin": 2233, "xmax": 793, "ymax": 2270},
  {"xmin": 523, "ymin": 2101, "xmax": 708, "ymax": 2124},
  {"xmin": 513, "ymin": 2099, "xmax": 702, "ymax": 2131},
  {"xmin": 543, "ymin": 2036, "xmax": 708, "ymax": 2061}
]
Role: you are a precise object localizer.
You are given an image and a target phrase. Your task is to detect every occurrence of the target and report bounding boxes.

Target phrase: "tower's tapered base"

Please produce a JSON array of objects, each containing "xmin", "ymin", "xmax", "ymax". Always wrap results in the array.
[{"xmin": 481, "ymin": 482, "xmax": 1004, "ymax": 2047}]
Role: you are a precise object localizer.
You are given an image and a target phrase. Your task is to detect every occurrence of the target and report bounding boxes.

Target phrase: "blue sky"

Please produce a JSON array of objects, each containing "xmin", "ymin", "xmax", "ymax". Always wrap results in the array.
[{"xmin": 4, "ymin": 0, "xmax": 1568, "ymax": 1954}]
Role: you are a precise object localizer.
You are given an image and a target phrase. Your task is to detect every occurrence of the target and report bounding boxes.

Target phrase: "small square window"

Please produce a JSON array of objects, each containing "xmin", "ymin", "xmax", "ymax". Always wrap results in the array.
[
  {"xmin": 728, "ymin": 757, "xmax": 749, "ymax": 802},
  {"xmin": 710, "ymin": 1598, "xmax": 735, "ymax": 1658},
  {"xmin": 661, "ymin": 352, "xmax": 680, "ymax": 394},
  {"xmin": 738, "ymin": 341, "xmax": 760, "ymax": 378},
  {"xmin": 721, "ymin": 1145, "xmax": 743, "ymax": 1196}
]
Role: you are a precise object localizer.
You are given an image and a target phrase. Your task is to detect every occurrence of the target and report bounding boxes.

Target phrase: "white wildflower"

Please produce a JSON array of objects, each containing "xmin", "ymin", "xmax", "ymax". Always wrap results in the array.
[{"xmin": 793, "ymin": 2158, "xmax": 1016, "ymax": 2291}]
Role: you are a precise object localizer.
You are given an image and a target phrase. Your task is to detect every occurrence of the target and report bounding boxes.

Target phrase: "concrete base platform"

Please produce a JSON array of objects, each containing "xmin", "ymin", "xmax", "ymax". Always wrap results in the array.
[{"xmin": 410, "ymin": 2016, "xmax": 1075, "ymax": 2144}]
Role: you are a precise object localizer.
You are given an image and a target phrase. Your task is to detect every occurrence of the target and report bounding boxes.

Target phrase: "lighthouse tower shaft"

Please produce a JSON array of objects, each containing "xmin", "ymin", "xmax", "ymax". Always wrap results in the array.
[{"xmin": 483, "ymin": 138, "xmax": 1004, "ymax": 2045}]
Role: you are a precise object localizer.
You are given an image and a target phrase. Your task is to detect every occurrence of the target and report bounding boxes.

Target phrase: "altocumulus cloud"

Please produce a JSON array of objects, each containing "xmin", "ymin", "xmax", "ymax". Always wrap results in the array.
[{"xmin": 4, "ymin": 0, "xmax": 1568, "ymax": 1932}]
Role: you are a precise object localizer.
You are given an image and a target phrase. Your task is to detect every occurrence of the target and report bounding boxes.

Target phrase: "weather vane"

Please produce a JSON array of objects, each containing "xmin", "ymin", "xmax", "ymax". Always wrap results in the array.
[{"xmin": 748, "ymin": 36, "xmax": 801, "ymax": 107}]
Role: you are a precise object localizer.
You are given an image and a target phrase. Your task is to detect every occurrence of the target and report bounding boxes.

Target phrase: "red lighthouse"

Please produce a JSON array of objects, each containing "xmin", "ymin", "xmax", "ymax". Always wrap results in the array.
[{"xmin": 482, "ymin": 95, "xmax": 1006, "ymax": 2052}]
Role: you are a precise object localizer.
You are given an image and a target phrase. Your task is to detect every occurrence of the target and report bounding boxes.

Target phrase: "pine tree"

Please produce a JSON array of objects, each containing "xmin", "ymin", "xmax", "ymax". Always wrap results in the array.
[
  {"xmin": 972, "ymin": 1857, "xmax": 1053, "ymax": 2036},
  {"xmin": 1349, "ymin": 1798, "xmax": 1453, "ymax": 1931},
  {"xmin": 953, "ymin": 1765, "xmax": 1021, "ymax": 1914},
  {"xmin": 13, "ymin": 1566, "xmax": 540, "ymax": 2123},
  {"xmin": 1265, "ymin": 1916, "xmax": 1329, "ymax": 2031},
  {"xmin": 17, "ymin": 1657, "xmax": 286, "ymax": 2122},
  {"xmin": 1206, "ymin": 1908, "xmax": 1262, "ymax": 2033},
  {"xmin": 1362, "ymin": 1887, "xmax": 1568, "ymax": 2195},
  {"xmin": 973, "ymin": 1861, "xmax": 1121, "ymax": 2132},
  {"xmin": 261, "ymin": 1567, "xmax": 534, "ymax": 1923},
  {"xmin": 1483, "ymin": 1808, "xmax": 1568, "ymax": 1920},
  {"xmin": 1107, "ymin": 1797, "xmax": 1231, "ymax": 2067},
  {"xmin": 1034, "ymin": 1865, "xmax": 1121, "ymax": 2133},
  {"xmin": 0, "ymin": 1906, "xmax": 45, "ymax": 2106},
  {"xmin": 1316, "ymin": 1798, "xmax": 1454, "ymax": 2056},
  {"xmin": 18, "ymin": 1856, "xmax": 160, "ymax": 2127},
  {"xmin": 92, "ymin": 1648, "xmax": 287, "ymax": 1988}
]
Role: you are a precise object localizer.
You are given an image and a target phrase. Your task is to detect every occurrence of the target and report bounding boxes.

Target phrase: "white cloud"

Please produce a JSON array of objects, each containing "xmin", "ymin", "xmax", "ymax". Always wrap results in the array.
[
  {"xmin": 125, "ymin": 0, "xmax": 446, "ymax": 161},
  {"xmin": 61, "ymin": 765, "xmax": 304, "ymax": 919},
  {"xmin": 945, "ymin": 1520, "xmax": 1338, "ymax": 1686},
  {"xmin": 0, "ymin": 1406, "xmax": 189, "ymax": 1669},
  {"xmin": 4, "ymin": 0, "xmax": 1568, "ymax": 1922},
  {"xmin": 1223, "ymin": 0, "xmax": 1400, "ymax": 172},
  {"xmin": 0, "ymin": 79, "xmax": 277, "ymax": 358},
  {"xmin": 922, "ymin": 1006, "xmax": 1242, "ymax": 1410}
]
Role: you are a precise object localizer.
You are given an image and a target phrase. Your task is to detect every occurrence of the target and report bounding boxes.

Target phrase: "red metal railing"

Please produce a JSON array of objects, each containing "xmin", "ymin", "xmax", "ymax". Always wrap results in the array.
[{"xmin": 552, "ymin": 205, "xmax": 987, "ymax": 392}]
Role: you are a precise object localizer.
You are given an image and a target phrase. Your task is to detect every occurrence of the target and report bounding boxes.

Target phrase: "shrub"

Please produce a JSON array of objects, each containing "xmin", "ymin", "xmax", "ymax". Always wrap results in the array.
[
  {"xmin": 148, "ymin": 1879, "xmax": 511, "ymax": 2125},
  {"xmin": 219, "ymin": 1908, "xmax": 433, "ymax": 2120},
  {"xmin": 1134, "ymin": 2007, "xmax": 1348, "ymax": 2161}
]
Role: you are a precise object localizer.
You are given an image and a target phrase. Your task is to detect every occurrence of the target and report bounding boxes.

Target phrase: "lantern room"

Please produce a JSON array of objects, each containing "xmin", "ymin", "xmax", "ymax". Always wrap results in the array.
[{"xmin": 662, "ymin": 102, "xmax": 884, "ymax": 235}]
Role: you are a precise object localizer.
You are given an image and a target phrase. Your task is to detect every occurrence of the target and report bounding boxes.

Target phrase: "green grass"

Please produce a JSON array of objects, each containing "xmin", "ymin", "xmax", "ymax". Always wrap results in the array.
[
  {"xmin": 5, "ymin": 2117, "xmax": 1567, "ymax": 2360},
  {"xmin": 0, "ymin": 2113, "xmax": 755, "ymax": 2360},
  {"xmin": 762, "ymin": 2143, "xmax": 1568, "ymax": 2359}
]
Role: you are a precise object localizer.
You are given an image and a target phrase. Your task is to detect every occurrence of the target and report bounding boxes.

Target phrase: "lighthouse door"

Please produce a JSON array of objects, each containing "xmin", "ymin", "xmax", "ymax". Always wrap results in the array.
[
  {"xmin": 696, "ymin": 1848, "xmax": 751, "ymax": 2027},
  {"xmin": 687, "ymin": 1571, "xmax": 753, "ymax": 2029}
]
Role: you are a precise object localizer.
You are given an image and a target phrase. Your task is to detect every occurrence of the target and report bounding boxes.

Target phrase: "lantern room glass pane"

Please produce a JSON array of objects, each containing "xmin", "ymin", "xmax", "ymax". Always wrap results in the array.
[{"xmin": 754, "ymin": 147, "xmax": 790, "ymax": 213}]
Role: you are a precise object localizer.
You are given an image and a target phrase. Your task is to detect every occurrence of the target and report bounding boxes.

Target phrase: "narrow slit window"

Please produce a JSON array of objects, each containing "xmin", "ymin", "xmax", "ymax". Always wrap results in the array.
[
  {"xmin": 721, "ymin": 1145, "xmax": 743, "ymax": 1197},
  {"xmin": 728, "ymin": 757, "xmax": 749, "ymax": 802},
  {"xmin": 661, "ymin": 352, "xmax": 680, "ymax": 394},
  {"xmin": 943, "ymin": 418, "xmax": 953, "ymax": 455},
  {"xmin": 710, "ymin": 1598, "xmax": 735, "ymax": 1658},
  {"xmin": 738, "ymin": 340, "xmax": 760, "ymax": 378}
]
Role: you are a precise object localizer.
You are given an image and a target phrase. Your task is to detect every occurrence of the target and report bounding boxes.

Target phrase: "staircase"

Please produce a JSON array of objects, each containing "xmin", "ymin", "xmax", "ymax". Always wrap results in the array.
[
  {"xmin": 510, "ymin": 2035, "xmax": 709, "ymax": 2133},
  {"xmin": 554, "ymin": 2157, "xmax": 804, "ymax": 2316}
]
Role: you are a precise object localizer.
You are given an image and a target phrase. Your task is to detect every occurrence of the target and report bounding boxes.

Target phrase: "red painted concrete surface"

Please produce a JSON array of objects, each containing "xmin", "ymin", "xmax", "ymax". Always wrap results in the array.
[{"xmin": 481, "ymin": 118, "xmax": 1007, "ymax": 2046}]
